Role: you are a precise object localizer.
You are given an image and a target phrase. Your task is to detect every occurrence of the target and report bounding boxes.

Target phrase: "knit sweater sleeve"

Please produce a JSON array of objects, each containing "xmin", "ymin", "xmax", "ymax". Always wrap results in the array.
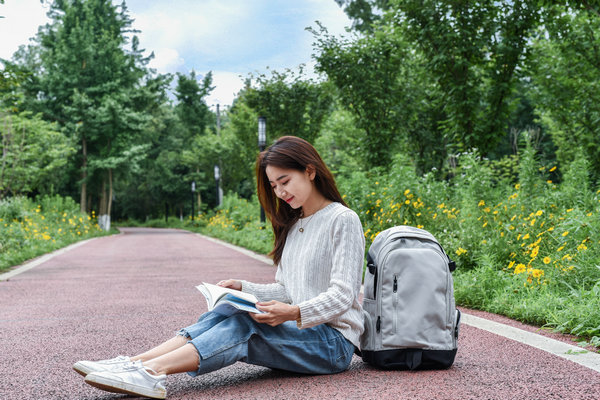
[
  {"xmin": 297, "ymin": 210, "xmax": 365, "ymax": 329},
  {"xmin": 239, "ymin": 266, "xmax": 291, "ymax": 303}
]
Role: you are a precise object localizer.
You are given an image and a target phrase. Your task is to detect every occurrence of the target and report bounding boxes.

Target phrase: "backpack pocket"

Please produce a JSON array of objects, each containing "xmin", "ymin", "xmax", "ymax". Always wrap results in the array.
[{"xmin": 361, "ymin": 298, "xmax": 379, "ymax": 351}]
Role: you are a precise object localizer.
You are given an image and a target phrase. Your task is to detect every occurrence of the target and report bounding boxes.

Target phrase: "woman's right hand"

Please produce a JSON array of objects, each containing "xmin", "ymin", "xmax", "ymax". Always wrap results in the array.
[{"xmin": 217, "ymin": 279, "xmax": 242, "ymax": 291}]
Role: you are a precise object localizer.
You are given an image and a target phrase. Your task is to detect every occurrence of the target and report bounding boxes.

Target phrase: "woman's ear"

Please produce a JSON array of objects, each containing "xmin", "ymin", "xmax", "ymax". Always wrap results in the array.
[{"xmin": 305, "ymin": 164, "xmax": 317, "ymax": 181}]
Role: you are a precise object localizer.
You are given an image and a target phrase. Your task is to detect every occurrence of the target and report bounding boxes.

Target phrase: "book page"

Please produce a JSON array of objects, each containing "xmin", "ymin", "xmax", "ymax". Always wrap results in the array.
[{"xmin": 196, "ymin": 282, "xmax": 259, "ymax": 309}]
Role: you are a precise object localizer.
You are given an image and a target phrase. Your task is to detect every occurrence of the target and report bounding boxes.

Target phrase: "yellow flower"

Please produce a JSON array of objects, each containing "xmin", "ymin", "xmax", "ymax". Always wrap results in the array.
[
  {"xmin": 405, "ymin": 200, "xmax": 410, "ymax": 205},
  {"xmin": 566, "ymin": 208, "xmax": 573, "ymax": 213},
  {"xmin": 577, "ymin": 244, "xmax": 587, "ymax": 251},
  {"xmin": 535, "ymin": 210, "xmax": 543, "ymax": 216},
  {"xmin": 561, "ymin": 231, "xmax": 569, "ymax": 237},
  {"xmin": 522, "ymin": 233, "xmax": 530, "ymax": 240},
  {"xmin": 549, "ymin": 166, "xmax": 556, "ymax": 172},
  {"xmin": 478, "ymin": 200, "xmax": 485, "ymax": 206},
  {"xmin": 543, "ymin": 257, "xmax": 551, "ymax": 264},
  {"xmin": 404, "ymin": 189, "xmax": 410, "ymax": 196},
  {"xmin": 531, "ymin": 246, "xmax": 540, "ymax": 258},
  {"xmin": 515, "ymin": 183, "xmax": 521, "ymax": 190},
  {"xmin": 455, "ymin": 247, "xmax": 467, "ymax": 256},
  {"xmin": 508, "ymin": 260, "xmax": 515, "ymax": 269},
  {"xmin": 514, "ymin": 263, "xmax": 526, "ymax": 274},
  {"xmin": 547, "ymin": 180, "xmax": 553, "ymax": 184},
  {"xmin": 532, "ymin": 269, "xmax": 544, "ymax": 278}
]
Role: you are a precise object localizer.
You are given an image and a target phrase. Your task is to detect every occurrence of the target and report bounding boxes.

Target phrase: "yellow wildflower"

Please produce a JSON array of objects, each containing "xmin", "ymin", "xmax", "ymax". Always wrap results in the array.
[
  {"xmin": 549, "ymin": 166, "xmax": 556, "ymax": 172},
  {"xmin": 514, "ymin": 263, "xmax": 526, "ymax": 274},
  {"xmin": 532, "ymin": 269, "xmax": 544, "ymax": 279},
  {"xmin": 543, "ymin": 257, "xmax": 551, "ymax": 264}
]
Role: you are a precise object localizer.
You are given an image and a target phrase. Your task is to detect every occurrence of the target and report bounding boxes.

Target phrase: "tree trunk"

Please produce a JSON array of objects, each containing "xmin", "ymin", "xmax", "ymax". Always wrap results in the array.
[
  {"xmin": 80, "ymin": 137, "xmax": 87, "ymax": 213},
  {"xmin": 98, "ymin": 173, "xmax": 110, "ymax": 231},
  {"xmin": 107, "ymin": 168, "xmax": 113, "ymax": 216}
]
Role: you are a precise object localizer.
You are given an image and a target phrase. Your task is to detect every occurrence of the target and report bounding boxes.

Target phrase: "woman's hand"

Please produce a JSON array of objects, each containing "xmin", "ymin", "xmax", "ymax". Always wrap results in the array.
[
  {"xmin": 217, "ymin": 279, "xmax": 242, "ymax": 291},
  {"xmin": 251, "ymin": 301, "xmax": 300, "ymax": 327}
]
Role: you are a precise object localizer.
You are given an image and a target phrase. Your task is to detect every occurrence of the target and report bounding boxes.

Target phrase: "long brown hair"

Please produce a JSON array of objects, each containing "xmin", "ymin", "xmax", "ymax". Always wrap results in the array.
[{"xmin": 256, "ymin": 136, "xmax": 347, "ymax": 265}]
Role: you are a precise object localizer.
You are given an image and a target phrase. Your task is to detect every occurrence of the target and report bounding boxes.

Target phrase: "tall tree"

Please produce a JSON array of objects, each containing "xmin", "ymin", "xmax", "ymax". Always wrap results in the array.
[
  {"xmin": 15, "ymin": 0, "xmax": 154, "ymax": 228},
  {"xmin": 528, "ymin": 4, "xmax": 600, "ymax": 178},
  {"xmin": 394, "ymin": 0, "xmax": 542, "ymax": 155},
  {"xmin": 243, "ymin": 69, "xmax": 333, "ymax": 144}
]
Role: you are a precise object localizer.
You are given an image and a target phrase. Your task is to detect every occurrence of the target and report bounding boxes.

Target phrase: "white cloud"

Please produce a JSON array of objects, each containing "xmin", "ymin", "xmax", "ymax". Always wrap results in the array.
[
  {"xmin": 148, "ymin": 47, "xmax": 185, "ymax": 73},
  {"xmin": 0, "ymin": 0, "xmax": 50, "ymax": 60},
  {"xmin": 205, "ymin": 71, "xmax": 245, "ymax": 107}
]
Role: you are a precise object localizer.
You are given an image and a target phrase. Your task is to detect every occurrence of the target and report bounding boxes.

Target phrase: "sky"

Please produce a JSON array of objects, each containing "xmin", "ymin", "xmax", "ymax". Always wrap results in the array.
[{"xmin": 0, "ymin": 0, "xmax": 352, "ymax": 107}]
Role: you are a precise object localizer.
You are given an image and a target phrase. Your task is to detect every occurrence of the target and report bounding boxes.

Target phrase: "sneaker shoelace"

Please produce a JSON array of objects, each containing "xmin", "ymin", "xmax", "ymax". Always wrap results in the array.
[{"xmin": 118, "ymin": 361, "xmax": 163, "ymax": 379}]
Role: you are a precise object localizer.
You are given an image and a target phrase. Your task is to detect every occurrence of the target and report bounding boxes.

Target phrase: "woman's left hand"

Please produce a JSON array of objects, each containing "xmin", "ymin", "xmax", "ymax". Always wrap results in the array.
[{"xmin": 251, "ymin": 300, "xmax": 300, "ymax": 327}]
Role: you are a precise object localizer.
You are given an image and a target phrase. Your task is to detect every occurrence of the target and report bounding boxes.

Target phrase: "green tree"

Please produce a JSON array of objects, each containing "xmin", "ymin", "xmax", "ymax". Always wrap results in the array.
[
  {"xmin": 0, "ymin": 110, "xmax": 74, "ymax": 197},
  {"xmin": 175, "ymin": 70, "xmax": 215, "ymax": 138},
  {"xmin": 243, "ymin": 68, "xmax": 333, "ymax": 144},
  {"xmin": 393, "ymin": 0, "xmax": 542, "ymax": 156},
  {"xmin": 528, "ymin": 4, "xmax": 600, "ymax": 178},
  {"xmin": 313, "ymin": 24, "xmax": 444, "ymax": 169},
  {"xmin": 334, "ymin": 0, "xmax": 391, "ymax": 32},
  {"xmin": 13, "ymin": 0, "xmax": 156, "ymax": 228}
]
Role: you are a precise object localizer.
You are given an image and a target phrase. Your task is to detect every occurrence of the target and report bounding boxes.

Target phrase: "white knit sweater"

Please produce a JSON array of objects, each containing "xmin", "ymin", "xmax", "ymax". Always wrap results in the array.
[{"xmin": 241, "ymin": 202, "xmax": 365, "ymax": 348}]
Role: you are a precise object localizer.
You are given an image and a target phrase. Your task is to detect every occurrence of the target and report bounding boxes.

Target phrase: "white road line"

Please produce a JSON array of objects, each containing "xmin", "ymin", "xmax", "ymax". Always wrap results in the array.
[
  {"xmin": 197, "ymin": 232, "xmax": 600, "ymax": 374},
  {"xmin": 462, "ymin": 311, "xmax": 600, "ymax": 373},
  {"xmin": 0, "ymin": 238, "xmax": 97, "ymax": 281}
]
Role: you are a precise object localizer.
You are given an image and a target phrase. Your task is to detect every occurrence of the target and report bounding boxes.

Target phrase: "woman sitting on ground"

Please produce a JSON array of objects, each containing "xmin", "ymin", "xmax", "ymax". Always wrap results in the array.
[{"xmin": 73, "ymin": 135, "xmax": 365, "ymax": 399}]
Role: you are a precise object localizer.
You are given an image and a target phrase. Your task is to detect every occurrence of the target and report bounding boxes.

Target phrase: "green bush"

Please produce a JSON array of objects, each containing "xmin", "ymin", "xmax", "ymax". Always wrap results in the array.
[{"xmin": 0, "ymin": 195, "xmax": 109, "ymax": 272}]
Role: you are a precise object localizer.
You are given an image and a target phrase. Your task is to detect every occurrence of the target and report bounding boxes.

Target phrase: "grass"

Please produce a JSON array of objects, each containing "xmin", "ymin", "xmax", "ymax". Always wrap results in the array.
[{"xmin": 0, "ymin": 195, "xmax": 112, "ymax": 273}]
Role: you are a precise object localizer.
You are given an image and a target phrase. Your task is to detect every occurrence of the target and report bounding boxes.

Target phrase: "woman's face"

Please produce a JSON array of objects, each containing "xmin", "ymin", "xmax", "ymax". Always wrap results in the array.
[{"xmin": 265, "ymin": 165, "xmax": 315, "ymax": 210}]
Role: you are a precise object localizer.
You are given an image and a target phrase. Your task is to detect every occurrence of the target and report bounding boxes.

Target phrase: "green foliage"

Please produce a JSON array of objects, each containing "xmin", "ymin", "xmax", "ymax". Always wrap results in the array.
[
  {"xmin": 314, "ymin": 107, "xmax": 364, "ymax": 176},
  {"xmin": 0, "ymin": 195, "xmax": 108, "ymax": 272},
  {"xmin": 175, "ymin": 70, "xmax": 215, "ymax": 137},
  {"xmin": 312, "ymin": 25, "xmax": 417, "ymax": 167},
  {"xmin": 393, "ymin": 0, "xmax": 542, "ymax": 156},
  {"xmin": 528, "ymin": 5, "xmax": 600, "ymax": 179},
  {"xmin": 0, "ymin": 110, "xmax": 74, "ymax": 197},
  {"xmin": 242, "ymin": 68, "xmax": 333, "ymax": 144}
]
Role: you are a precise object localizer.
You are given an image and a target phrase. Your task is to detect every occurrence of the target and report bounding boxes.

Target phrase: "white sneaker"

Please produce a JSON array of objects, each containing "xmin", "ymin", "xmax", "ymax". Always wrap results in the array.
[
  {"xmin": 73, "ymin": 355, "xmax": 131, "ymax": 376},
  {"xmin": 84, "ymin": 361, "xmax": 167, "ymax": 399}
]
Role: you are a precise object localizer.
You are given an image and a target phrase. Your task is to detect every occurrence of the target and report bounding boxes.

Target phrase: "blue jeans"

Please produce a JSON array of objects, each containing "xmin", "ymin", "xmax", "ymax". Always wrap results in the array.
[{"xmin": 177, "ymin": 311, "xmax": 355, "ymax": 376}]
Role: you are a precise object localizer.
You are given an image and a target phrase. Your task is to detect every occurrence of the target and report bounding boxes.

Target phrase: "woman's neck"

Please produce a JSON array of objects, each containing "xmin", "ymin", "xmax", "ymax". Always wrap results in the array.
[{"xmin": 301, "ymin": 195, "xmax": 332, "ymax": 217}]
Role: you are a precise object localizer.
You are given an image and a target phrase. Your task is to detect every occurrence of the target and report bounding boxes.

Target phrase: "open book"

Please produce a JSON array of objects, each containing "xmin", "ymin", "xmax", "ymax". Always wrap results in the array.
[{"xmin": 196, "ymin": 282, "xmax": 264, "ymax": 315}]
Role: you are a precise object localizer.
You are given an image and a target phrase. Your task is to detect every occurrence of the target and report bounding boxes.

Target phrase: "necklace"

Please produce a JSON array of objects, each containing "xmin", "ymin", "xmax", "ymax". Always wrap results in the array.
[{"xmin": 299, "ymin": 200, "xmax": 327, "ymax": 233}]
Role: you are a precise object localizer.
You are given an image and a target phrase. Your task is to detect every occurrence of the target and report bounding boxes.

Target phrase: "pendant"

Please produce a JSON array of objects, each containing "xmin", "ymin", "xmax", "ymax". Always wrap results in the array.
[{"xmin": 299, "ymin": 227, "xmax": 304, "ymax": 233}]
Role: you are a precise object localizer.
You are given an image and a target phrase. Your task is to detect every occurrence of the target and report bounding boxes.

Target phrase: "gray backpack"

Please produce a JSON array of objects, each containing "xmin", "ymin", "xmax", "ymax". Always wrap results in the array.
[{"xmin": 360, "ymin": 226, "xmax": 461, "ymax": 370}]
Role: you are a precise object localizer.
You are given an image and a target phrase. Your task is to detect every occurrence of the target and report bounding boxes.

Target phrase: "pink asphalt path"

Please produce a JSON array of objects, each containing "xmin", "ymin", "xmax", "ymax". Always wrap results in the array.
[{"xmin": 1, "ymin": 227, "xmax": 599, "ymax": 400}]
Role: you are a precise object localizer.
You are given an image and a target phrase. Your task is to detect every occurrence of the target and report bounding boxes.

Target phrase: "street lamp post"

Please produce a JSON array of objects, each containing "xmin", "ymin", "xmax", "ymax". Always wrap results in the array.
[
  {"xmin": 191, "ymin": 181, "xmax": 196, "ymax": 221},
  {"xmin": 214, "ymin": 165, "xmax": 221, "ymax": 207},
  {"xmin": 258, "ymin": 117, "xmax": 266, "ymax": 223}
]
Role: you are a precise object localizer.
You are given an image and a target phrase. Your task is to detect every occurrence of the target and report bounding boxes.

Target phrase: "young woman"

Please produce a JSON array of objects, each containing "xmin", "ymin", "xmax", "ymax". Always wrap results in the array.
[{"xmin": 75, "ymin": 136, "xmax": 365, "ymax": 399}]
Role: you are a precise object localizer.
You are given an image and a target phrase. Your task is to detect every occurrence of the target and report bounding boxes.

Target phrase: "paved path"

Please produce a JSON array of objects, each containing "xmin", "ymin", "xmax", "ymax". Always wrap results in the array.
[{"xmin": 1, "ymin": 228, "xmax": 599, "ymax": 400}]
